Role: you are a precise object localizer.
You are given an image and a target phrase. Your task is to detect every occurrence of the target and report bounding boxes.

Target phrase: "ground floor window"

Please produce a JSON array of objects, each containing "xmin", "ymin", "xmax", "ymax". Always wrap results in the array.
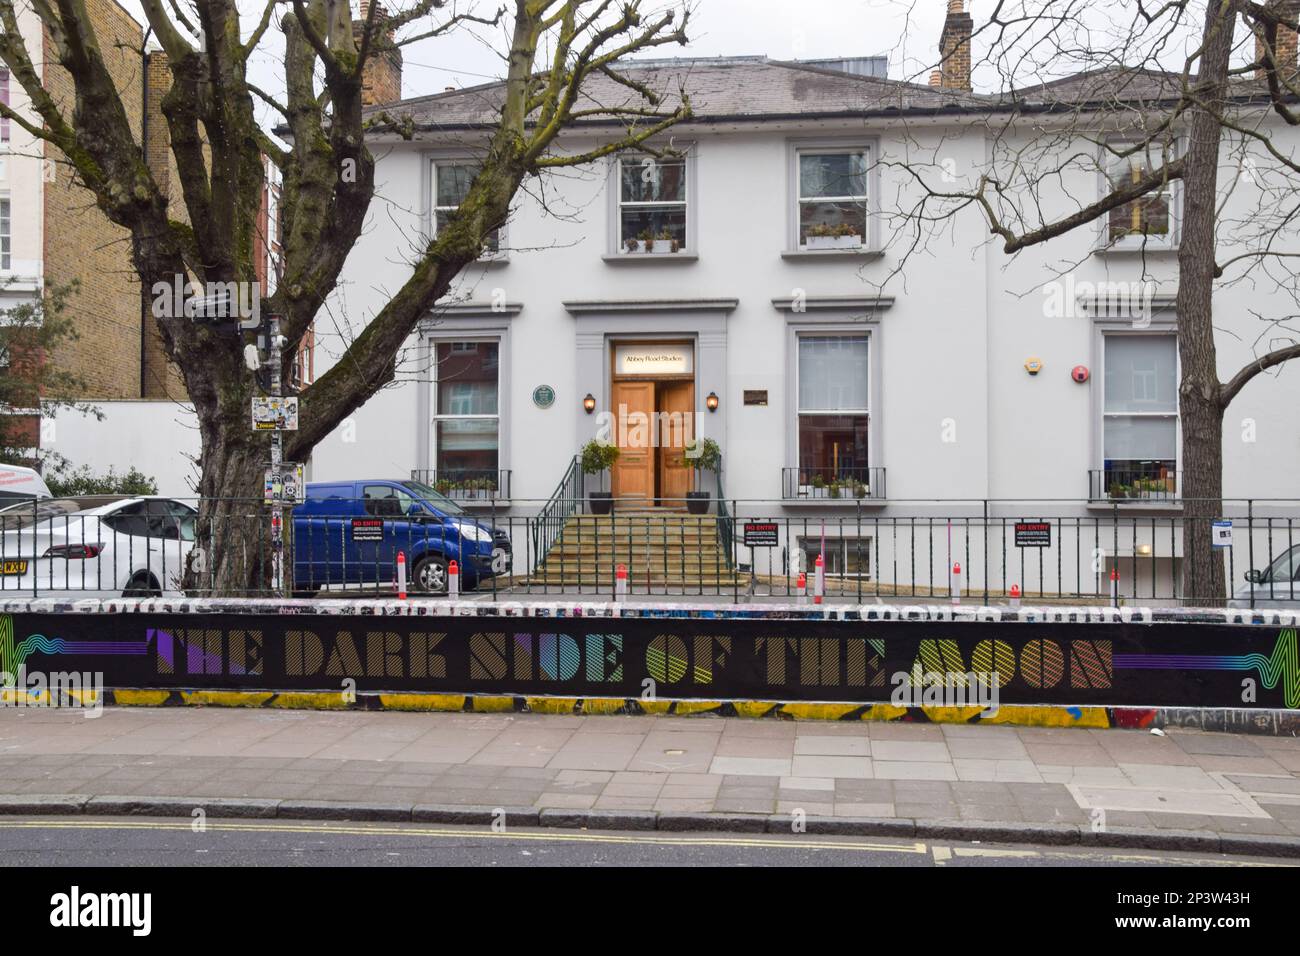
[
  {"xmin": 433, "ymin": 339, "xmax": 500, "ymax": 495},
  {"xmin": 797, "ymin": 536, "xmax": 871, "ymax": 578},
  {"xmin": 1102, "ymin": 333, "xmax": 1177, "ymax": 498},
  {"xmin": 796, "ymin": 334, "xmax": 870, "ymax": 489}
]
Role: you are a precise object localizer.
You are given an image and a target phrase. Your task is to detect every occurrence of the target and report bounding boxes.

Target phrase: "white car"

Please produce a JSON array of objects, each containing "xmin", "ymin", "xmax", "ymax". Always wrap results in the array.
[
  {"xmin": 1229, "ymin": 544, "xmax": 1300, "ymax": 609},
  {"xmin": 0, "ymin": 496, "xmax": 197, "ymax": 598}
]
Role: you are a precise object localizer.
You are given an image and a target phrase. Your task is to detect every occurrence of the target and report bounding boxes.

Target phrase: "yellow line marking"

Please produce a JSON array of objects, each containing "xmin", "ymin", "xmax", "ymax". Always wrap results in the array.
[{"xmin": 0, "ymin": 819, "xmax": 929, "ymax": 854}]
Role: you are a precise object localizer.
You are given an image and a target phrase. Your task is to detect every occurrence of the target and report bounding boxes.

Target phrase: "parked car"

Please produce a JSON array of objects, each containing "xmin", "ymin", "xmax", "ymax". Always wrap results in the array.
[
  {"xmin": 292, "ymin": 479, "xmax": 511, "ymax": 595},
  {"xmin": 0, "ymin": 463, "xmax": 52, "ymax": 502},
  {"xmin": 1229, "ymin": 543, "xmax": 1300, "ymax": 608},
  {"xmin": 0, "ymin": 496, "xmax": 197, "ymax": 598}
]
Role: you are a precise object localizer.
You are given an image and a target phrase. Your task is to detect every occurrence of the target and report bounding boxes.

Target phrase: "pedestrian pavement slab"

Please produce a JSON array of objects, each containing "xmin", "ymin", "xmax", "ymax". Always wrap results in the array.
[{"xmin": 2, "ymin": 707, "xmax": 1300, "ymax": 855}]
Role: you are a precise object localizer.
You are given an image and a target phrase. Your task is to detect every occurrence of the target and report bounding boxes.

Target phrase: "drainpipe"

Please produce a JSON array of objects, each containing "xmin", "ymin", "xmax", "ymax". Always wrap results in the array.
[{"xmin": 140, "ymin": 29, "xmax": 153, "ymax": 398}]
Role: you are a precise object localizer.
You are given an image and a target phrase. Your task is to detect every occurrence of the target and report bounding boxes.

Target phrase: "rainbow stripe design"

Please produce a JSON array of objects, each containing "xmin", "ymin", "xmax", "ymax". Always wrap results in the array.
[
  {"xmin": 0, "ymin": 615, "xmax": 148, "ymax": 680},
  {"xmin": 1114, "ymin": 629, "xmax": 1300, "ymax": 709}
]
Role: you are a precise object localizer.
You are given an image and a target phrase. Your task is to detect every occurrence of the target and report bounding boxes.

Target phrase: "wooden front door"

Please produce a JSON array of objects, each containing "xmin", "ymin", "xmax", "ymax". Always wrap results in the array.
[
  {"xmin": 657, "ymin": 381, "xmax": 695, "ymax": 505},
  {"xmin": 611, "ymin": 380, "xmax": 655, "ymax": 503}
]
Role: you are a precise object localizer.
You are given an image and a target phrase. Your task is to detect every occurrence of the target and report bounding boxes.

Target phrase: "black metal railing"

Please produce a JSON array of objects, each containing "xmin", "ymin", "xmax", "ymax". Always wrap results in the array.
[
  {"xmin": 1089, "ymin": 464, "xmax": 1177, "ymax": 502},
  {"xmin": 529, "ymin": 457, "xmax": 582, "ymax": 567},
  {"xmin": 3, "ymin": 494, "xmax": 1299, "ymax": 608},
  {"xmin": 782, "ymin": 466, "xmax": 886, "ymax": 500},
  {"xmin": 410, "ymin": 469, "xmax": 511, "ymax": 501}
]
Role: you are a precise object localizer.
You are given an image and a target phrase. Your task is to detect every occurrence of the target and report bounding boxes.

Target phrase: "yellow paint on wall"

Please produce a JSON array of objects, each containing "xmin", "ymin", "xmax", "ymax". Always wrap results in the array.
[
  {"xmin": 179, "ymin": 691, "xmax": 274, "ymax": 708},
  {"xmin": 671, "ymin": 700, "xmax": 724, "ymax": 716},
  {"xmin": 471, "ymin": 696, "xmax": 517, "ymax": 713},
  {"xmin": 112, "ymin": 690, "xmax": 171, "ymax": 706},
  {"xmin": 778, "ymin": 703, "xmax": 861, "ymax": 721},
  {"xmin": 982, "ymin": 705, "xmax": 1110, "ymax": 728},
  {"xmin": 378, "ymin": 693, "xmax": 466, "ymax": 712},
  {"xmin": 526, "ymin": 697, "xmax": 579, "ymax": 714},
  {"xmin": 732, "ymin": 701, "xmax": 780, "ymax": 719},
  {"xmin": 637, "ymin": 700, "xmax": 675, "ymax": 715},
  {"xmin": 269, "ymin": 693, "xmax": 349, "ymax": 710},
  {"xmin": 858, "ymin": 703, "xmax": 909, "ymax": 721},
  {"xmin": 580, "ymin": 698, "xmax": 629, "ymax": 715}
]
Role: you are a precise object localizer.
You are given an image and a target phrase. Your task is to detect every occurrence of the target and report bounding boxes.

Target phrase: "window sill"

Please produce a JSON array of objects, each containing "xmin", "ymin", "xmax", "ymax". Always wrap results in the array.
[
  {"xmin": 468, "ymin": 256, "xmax": 509, "ymax": 269},
  {"xmin": 782, "ymin": 497, "xmax": 888, "ymax": 508},
  {"xmin": 1096, "ymin": 242, "xmax": 1178, "ymax": 255},
  {"xmin": 1085, "ymin": 499, "xmax": 1183, "ymax": 513},
  {"xmin": 602, "ymin": 253, "xmax": 698, "ymax": 265},
  {"xmin": 781, "ymin": 249, "xmax": 884, "ymax": 262}
]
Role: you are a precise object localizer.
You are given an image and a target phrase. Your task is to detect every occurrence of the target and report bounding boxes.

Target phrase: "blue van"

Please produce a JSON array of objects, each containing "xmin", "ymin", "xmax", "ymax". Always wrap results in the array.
[{"xmin": 292, "ymin": 479, "xmax": 510, "ymax": 594}]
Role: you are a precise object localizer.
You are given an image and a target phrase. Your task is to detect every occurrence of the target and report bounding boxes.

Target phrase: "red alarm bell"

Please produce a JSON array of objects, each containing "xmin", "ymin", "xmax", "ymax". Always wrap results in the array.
[{"xmin": 1071, "ymin": 365, "xmax": 1090, "ymax": 383}]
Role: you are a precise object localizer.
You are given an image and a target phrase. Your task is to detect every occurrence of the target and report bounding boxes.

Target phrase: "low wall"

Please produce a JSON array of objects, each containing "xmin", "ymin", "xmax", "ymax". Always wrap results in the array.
[{"xmin": 1, "ymin": 600, "xmax": 1296, "ymax": 714}]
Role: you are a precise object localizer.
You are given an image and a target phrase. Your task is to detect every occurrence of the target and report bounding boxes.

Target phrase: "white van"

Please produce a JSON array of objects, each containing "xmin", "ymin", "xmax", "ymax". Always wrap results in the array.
[{"xmin": 0, "ymin": 464, "xmax": 53, "ymax": 502}]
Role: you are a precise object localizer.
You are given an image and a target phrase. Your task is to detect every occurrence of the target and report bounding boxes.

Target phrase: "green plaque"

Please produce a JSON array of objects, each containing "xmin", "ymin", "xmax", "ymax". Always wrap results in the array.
[{"xmin": 533, "ymin": 384, "xmax": 556, "ymax": 409}]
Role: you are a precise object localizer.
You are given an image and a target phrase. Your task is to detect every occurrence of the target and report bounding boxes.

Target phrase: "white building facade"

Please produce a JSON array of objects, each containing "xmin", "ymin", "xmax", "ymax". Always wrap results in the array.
[{"xmin": 302, "ymin": 55, "xmax": 1300, "ymax": 601}]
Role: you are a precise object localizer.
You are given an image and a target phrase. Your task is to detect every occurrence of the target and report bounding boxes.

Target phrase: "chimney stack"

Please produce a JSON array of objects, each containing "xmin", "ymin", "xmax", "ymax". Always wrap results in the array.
[
  {"xmin": 938, "ymin": 0, "xmax": 973, "ymax": 92},
  {"xmin": 1255, "ymin": 0, "xmax": 1300, "ymax": 80},
  {"xmin": 354, "ymin": 0, "xmax": 403, "ymax": 106},
  {"xmin": 928, "ymin": 70, "xmax": 942, "ymax": 87}
]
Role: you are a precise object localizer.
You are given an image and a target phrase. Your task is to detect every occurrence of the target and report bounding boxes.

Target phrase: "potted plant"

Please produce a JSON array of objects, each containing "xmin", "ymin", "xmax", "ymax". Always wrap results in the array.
[
  {"xmin": 852, "ymin": 481, "xmax": 868, "ymax": 499},
  {"xmin": 631, "ymin": 227, "xmax": 676, "ymax": 254},
  {"xmin": 679, "ymin": 437, "xmax": 721, "ymax": 514},
  {"xmin": 805, "ymin": 222, "xmax": 863, "ymax": 251},
  {"xmin": 1108, "ymin": 481, "xmax": 1132, "ymax": 500},
  {"xmin": 581, "ymin": 438, "xmax": 620, "ymax": 514},
  {"xmin": 658, "ymin": 227, "xmax": 681, "ymax": 254},
  {"xmin": 811, "ymin": 474, "xmax": 827, "ymax": 499}
]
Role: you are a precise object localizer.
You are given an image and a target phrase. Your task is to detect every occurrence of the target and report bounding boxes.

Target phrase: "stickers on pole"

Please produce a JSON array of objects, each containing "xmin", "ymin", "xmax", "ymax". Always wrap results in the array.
[
  {"xmin": 251, "ymin": 396, "xmax": 299, "ymax": 431},
  {"xmin": 1211, "ymin": 520, "xmax": 1233, "ymax": 548},
  {"xmin": 264, "ymin": 463, "xmax": 305, "ymax": 503}
]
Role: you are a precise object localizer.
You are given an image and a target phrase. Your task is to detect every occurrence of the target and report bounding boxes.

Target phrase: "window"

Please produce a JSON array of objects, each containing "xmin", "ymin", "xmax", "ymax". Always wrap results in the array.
[
  {"xmin": 433, "ymin": 340, "xmax": 500, "ymax": 488},
  {"xmin": 796, "ymin": 148, "xmax": 868, "ymax": 248},
  {"xmin": 797, "ymin": 335, "xmax": 870, "ymax": 489},
  {"xmin": 617, "ymin": 154, "xmax": 687, "ymax": 253},
  {"xmin": 363, "ymin": 484, "xmax": 414, "ymax": 518},
  {"xmin": 432, "ymin": 162, "xmax": 499, "ymax": 254},
  {"xmin": 1102, "ymin": 334, "xmax": 1178, "ymax": 497},
  {"xmin": 1105, "ymin": 142, "xmax": 1174, "ymax": 246},
  {"xmin": 0, "ymin": 198, "xmax": 8, "ymax": 270},
  {"xmin": 797, "ymin": 537, "xmax": 871, "ymax": 578}
]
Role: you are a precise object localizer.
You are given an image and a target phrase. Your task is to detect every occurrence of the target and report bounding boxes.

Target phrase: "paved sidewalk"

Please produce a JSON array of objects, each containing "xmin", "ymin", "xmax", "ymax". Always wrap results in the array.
[{"xmin": 2, "ymin": 707, "xmax": 1299, "ymax": 849}]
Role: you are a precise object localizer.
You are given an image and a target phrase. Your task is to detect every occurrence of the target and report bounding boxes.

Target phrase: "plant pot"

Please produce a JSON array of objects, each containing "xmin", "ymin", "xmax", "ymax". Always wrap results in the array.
[
  {"xmin": 686, "ymin": 491, "xmax": 711, "ymax": 515},
  {"xmin": 629, "ymin": 239, "xmax": 677, "ymax": 254},
  {"xmin": 805, "ymin": 235, "xmax": 863, "ymax": 251},
  {"xmin": 589, "ymin": 491, "xmax": 614, "ymax": 515}
]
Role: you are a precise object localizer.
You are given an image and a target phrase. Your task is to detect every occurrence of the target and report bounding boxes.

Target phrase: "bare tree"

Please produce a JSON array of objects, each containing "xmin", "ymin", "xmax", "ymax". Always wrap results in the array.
[
  {"xmin": 0, "ymin": 0, "xmax": 691, "ymax": 592},
  {"xmin": 877, "ymin": 0, "xmax": 1300, "ymax": 604}
]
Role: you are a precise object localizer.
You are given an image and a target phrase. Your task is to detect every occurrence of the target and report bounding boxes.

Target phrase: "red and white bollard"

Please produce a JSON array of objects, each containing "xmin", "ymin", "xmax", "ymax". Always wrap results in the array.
[
  {"xmin": 813, "ymin": 553, "xmax": 825, "ymax": 605},
  {"xmin": 448, "ymin": 559, "xmax": 460, "ymax": 600},
  {"xmin": 796, "ymin": 570, "xmax": 808, "ymax": 605},
  {"xmin": 1009, "ymin": 583, "xmax": 1021, "ymax": 609},
  {"xmin": 951, "ymin": 562, "xmax": 962, "ymax": 605},
  {"xmin": 1109, "ymin": 567, "xmax": 1119, "ymax": 606},
  {"xmin": 615, "ymin": 563, "xmax": 628, "ymax": 602},
  {"xmin": 396, "ymin": 551, "xmax": 407, "ymax": 600}
]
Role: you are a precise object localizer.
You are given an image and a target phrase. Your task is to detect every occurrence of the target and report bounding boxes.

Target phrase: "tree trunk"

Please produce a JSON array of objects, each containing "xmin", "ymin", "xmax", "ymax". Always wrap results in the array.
[
  {"xmin": 1176, "ymin": 1, "xmax": 1235, "ymax": 606},
  {"xmin": 185, "ymin": 405, "xmax": 275, "ymax": 597}
]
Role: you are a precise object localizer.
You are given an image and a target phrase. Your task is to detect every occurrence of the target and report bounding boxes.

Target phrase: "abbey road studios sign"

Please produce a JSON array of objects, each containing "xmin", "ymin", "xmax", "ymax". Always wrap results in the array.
[{"xmin": 615, "ymin": 343, "xmax": 693, "ymax": 376}]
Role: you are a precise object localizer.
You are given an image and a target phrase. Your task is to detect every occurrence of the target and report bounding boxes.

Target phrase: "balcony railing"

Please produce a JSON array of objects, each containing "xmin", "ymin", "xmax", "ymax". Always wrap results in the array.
[
  {"xmin": 410, "ymin": 469, "xmax": 511, "ymax": 502},
  {"xmin": 782, "ymin": 466, "xmax": 886, "ymax": 500},
  {"xmin": 1089, "ymin": 464, "xmax": 1177, "ymax": 503}
]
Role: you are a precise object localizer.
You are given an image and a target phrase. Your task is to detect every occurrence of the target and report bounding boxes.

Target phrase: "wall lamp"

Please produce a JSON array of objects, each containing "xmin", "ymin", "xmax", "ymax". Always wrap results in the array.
[
  {"xmin": 705, "ymin": 391, "xmax": 719, "ymax": 412},
  {"xmin": 583, "ymin": 393, "xmax": 597, "ymax": 414}
]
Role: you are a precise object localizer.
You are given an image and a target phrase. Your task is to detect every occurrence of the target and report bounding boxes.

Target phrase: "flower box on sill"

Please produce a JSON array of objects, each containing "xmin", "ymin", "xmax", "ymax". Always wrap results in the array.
[
  {"xmin": 625, "ymin": 239, "xmax": 680, "ymax": 255},
  {"xmin": 804, "ymin": 235, "xmax": 863, "ymax": 251}
]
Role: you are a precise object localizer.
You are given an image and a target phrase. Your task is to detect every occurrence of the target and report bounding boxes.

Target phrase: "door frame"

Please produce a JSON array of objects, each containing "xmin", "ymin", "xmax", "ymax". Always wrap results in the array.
[{"xmin": 608, "ymin": 337, "xmax": 697, "ymax": 504}]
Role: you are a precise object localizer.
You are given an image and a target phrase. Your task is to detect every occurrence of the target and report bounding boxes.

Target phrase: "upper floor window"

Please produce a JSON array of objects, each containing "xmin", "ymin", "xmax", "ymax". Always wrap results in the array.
[
  {"xmin": 1101, "ymin": 333, "xmax": 1178, "ymax": 499},
  {"xmin": 432, "ymin": 162, "xmax": 499, "ymax": 254},
  {"xmin": 617, "ymin": 154, "xmax": 687, "ymax": 254},
  {"xmin": 1105, "ymin": 142, "xmax": 1175, "ymax": 249},
  {"xmin": 797, "ymin": 148, "xmax": 868, "ymax": 250}
]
